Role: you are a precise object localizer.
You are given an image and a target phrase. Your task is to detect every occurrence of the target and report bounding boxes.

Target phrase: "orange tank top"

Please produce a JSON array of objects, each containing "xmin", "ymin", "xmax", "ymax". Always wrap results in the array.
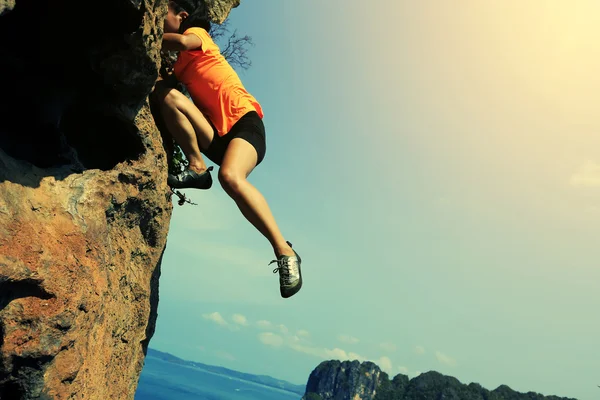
[{"xmin": 173, "ymin": 27, "xmax": 264, "ymax": 136}]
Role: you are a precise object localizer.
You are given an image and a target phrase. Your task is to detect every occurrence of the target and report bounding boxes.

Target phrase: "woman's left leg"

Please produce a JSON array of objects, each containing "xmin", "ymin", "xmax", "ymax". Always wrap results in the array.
[
  {"xmin": 218, "ymin": 138, "xmax": 294, "ymax": 258},
  {"xmin": 151, "ymin": 81, "xmax": 216, "ymax": 189}
]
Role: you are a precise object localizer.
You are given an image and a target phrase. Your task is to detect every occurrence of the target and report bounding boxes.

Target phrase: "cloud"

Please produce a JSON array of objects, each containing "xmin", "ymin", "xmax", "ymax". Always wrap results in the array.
[
  {"xmin": 258, "ymin": 332, "xmax": 284, "ymax": 347},
  {"xmin": 253, "ymin": 321, "xmax": 392, "ymax": 373},
  {"xmin": 288, "ymin": 335, "xmax": 303, "ymax": 345},
  {"xmin": 325, "ymin": 348, "xmax": 362, "ymax": 361},
  {"xmin": 297, "ymin": 348, "xmax": 390, "ymax": 373},
  {"xmin": 287, "ymin": 343, "xmax": 321, "ymax": 358},
  {"xmin": 414, "ymin": 345, "xmax": 426, "ymax": 355},
  {"xmin": 296, "ymin": 329, "xmax": 310, "ymax": 338},
  {"xmin": 380, "ymin": 342, "xmax": 397, "ymax": 352},
  {"xmin": 202, "ymin": 312, "xmax": 245, "ymax": 331},
  {"xmin": 290, "ymin": 343, "xmax": 340, "ymax": 359},
  {"xmin": 398, "ymin": 366, "xmax": 409, "ymax": 374},
  {"xmin": 338, "ymin": 334, "xmax": 359, "ymax": 345},
  {"xmin": 435, "ymin": 351, "xmax": 457, "ymax": 367},
  {"xmin": 203, "ymin": 312, "xmax": 228, "ymax": 326},
  {"xmin": 325, "ymin": 348, "xmax": 355, "ymax": 360},
  {"xmin": 278, "ymin": 324, "xmax": 289, "ymax": 334},
  {"xmin": 377, "ymin": 356, "xmax": 393, "ymax": 372},
  {"xmin": 288, "ymin": 333, "xmax": 312, "ymax": 346},
  {"xmin": 232, "ymin": 314, "xmax": 248, "ymax": 326},
  {"xmin": 348, "ymin": 352, "xmax": 365, "ymax": 361},
  {"xmin": 288, "ymin": 342, "xmax": 366, "ymax": 363},
  {"xmin": 256, "ymin": 320, "xmax": 273, "ymax": 329},
  {"xmin": 262, "ymin": 328, "xmax": 394, "ymax": 374},
  {"xmin": 570, "ymin": 160, "xmax": 600, "ymax": 187}
]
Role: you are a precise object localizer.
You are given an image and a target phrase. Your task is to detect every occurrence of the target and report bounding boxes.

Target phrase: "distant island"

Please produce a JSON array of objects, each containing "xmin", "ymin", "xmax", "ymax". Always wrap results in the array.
[
  {"xmin": 137, "ymin": 349, "xmax": 578, "ymax": 400},
  {"xmin": 302, "ymin": 360, "xmax": 579, "ymax": 400}
]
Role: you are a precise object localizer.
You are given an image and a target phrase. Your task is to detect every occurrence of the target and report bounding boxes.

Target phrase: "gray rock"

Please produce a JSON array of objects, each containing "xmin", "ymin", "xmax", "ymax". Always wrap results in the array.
[{"xmin": 303, "ymin": 361, "xmax": 579, "ymax": 400}]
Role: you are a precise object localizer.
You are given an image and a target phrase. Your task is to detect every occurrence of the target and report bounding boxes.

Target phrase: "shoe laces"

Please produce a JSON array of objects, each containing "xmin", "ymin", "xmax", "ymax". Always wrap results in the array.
[{"xmin": 270, "ymin": 256, "xmax": 299, "ymax": 286}]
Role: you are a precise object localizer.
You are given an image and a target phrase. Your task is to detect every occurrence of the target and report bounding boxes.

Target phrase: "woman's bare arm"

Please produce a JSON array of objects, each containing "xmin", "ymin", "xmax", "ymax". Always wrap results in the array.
[{"xmin": 162, "ymin": 32, "xmax": 202, "ymax": 52}]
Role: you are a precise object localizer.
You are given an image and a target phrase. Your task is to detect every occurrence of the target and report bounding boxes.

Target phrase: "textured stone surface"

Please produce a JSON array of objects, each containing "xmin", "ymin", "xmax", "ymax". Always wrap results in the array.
[
  {"xmin": 303, "ymin": 360, "xmax": 384, "ymax": 400},
  {"xmin": 205, "ymin": 0, "xmax": 240, "ymax": 23},
  {"xmin": 0, "ymin": 0, "xmax": 14, "ymax": 16},
  {"xmin": 0, "ymin": 111, "xmax": 171, "ymax": 398},
  {"xmin": 0, "ymin": 0, "xmax": 241, "ymax": 398},
  {"xmin": 303, "ymin": 361, "xmax": 578, "ymax": 400},
  {"xmin": 175, "ymin": 0, "xmax": 240, "ymax": 25}
]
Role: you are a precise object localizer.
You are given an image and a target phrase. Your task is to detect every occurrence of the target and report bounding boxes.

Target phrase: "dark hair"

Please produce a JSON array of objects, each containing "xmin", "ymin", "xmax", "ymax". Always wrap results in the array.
[
  {"xmin": 180, "ymin": 12, "xmax": 211, "ymax": 33},
  {"xmin": 170, "ymin": 0, "xmax": 211, "ymax": 33},
  {"xmin": 169, "ymin": 0, "xmax": 194, "ymax": 14}
]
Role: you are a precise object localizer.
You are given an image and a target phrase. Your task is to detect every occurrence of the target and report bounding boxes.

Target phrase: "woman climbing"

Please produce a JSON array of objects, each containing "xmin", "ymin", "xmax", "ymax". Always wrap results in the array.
[{"xmin": 152, "ymin": 1, "xmax": 303, "ymax": 298}]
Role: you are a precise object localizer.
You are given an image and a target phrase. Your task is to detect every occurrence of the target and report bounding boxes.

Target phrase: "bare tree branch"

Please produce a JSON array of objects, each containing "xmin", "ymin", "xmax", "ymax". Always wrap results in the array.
[
  {"xmin": 210, "ymin": 20, "xmax": 254, "ymax": 72},
  {"xmin": 209, "ymin": 18, "xmax": 230, "ymax": 42}
]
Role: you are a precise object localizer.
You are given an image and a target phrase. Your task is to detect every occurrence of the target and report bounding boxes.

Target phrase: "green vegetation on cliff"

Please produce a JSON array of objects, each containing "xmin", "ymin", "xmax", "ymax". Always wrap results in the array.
[{"xmin": 303, "ymin": 360, "xmax": 577, "ymax": 400}]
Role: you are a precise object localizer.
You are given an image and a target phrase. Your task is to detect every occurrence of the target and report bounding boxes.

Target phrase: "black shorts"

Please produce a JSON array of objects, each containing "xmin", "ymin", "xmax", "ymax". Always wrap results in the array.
[{"xmin": 202, "ymin": 111, "xmax": 266, "ymax": 167}]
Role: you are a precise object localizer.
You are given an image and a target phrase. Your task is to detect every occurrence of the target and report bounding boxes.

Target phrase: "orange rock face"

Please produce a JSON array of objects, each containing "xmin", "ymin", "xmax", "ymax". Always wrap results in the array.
[
  {"xmin": 0, "ymin": 0, "xmax": 242, "ymax": 397},
  {"xmin": 0, "ymin": 108, "xmax": 173, "ymax": 399}
]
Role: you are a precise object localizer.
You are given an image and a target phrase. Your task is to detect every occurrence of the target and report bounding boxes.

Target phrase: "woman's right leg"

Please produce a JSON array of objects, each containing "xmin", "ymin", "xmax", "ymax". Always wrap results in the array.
[{"xmin": 152, "ymin": 81, "xmax": 215, "ymax": 173}]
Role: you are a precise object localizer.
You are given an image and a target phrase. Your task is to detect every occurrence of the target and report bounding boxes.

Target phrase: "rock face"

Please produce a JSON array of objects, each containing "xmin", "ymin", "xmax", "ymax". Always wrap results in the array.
[
  {"xmin": 0, "ymin": 0, "xmax": 240, "ymax": 398},
  {"xmin": 204, "ymin": 0, "xmax": 241, "ymax": 23},
  {"xmin": 303, "ymin": 360, "xmax": 385, "ymax": 400},
  {"xmin": 0, "ymin": 126, "xmax": 170, "ymax": 399},
  {"xmin": 0, "ymin": 0, "xmax": 14, "ymax": 16},
  {"xmin": 303, "ymin": 361, "xmax": 578, "ymax": 400}
]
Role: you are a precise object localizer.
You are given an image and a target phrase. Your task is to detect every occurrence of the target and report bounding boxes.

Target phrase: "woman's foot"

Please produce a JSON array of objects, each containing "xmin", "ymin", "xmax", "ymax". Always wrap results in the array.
[
  {"xmin": 270, "ymin": 241, "xmax": 303, "ymax": 298},
  {"xmin": 168, "ymin": 166, "xmax": 214, "ymax": 189},
  {"xmin": 274, "ymin": 241, "xmax": 295, "ymax": 258}
]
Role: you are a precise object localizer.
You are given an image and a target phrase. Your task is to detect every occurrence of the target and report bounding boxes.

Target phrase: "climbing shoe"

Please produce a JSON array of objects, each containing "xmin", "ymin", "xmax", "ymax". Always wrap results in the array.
[
  {"xmin": 270, "ymin": 241, "xmax": 303, "ymax": 298},
  {"xmin": 168, "ymin": 166, "xmax": 213, "ymax": 189}
]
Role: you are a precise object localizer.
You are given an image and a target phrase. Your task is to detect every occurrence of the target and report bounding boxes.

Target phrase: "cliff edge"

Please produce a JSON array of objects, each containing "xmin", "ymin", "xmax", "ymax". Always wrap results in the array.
[{"xmin": 0, "ymin": 0, "xmax": 239, "ymax": 398}]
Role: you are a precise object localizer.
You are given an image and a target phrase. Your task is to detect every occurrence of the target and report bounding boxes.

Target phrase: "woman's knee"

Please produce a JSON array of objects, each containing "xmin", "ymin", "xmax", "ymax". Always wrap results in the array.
[
  {"xmin": 218, "ymin": 167, "xmax": 244, "ymax": 195},
  {"xmin": 153, "ymin": 85, "xmax": 183, "ymax": 108}
]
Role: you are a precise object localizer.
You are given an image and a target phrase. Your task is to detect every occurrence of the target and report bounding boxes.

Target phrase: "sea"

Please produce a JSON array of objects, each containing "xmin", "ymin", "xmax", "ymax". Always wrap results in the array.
[{"xmin": 135, "ymin": 353, "xmax": 302, "ymax": 400}]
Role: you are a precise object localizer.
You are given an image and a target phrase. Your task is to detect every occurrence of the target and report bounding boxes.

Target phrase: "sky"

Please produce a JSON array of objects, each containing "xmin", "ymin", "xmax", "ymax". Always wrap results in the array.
[{"xmin": 148, "ymin": 1, "xmax": 600, "ymax": 399}]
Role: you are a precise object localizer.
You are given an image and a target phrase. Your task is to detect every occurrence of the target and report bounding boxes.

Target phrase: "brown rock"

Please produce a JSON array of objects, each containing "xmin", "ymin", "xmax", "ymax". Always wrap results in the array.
[
  {"xmin": 205, "ymin": 0, "xmax": 241, "ymax": 23},
  {"xmin": 0, "ymin": 0, "xmax": 241, "ymax": 398},
  {"xmin": 0, "ymin": 0, "xmax": 15, "ymax": 16},
  {"xmin": 175, "ymin": 0, "xmax": 241, "ymax": 26},
  {"xmin": 0, "ymin": 108, "xmax": 172, "ymax": 399}
]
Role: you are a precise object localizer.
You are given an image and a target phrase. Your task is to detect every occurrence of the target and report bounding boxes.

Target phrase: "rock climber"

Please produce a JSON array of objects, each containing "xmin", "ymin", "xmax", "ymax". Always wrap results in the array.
[{"xmin": 151, "ymin": 0, "xmax": 303, "ymax": 298}]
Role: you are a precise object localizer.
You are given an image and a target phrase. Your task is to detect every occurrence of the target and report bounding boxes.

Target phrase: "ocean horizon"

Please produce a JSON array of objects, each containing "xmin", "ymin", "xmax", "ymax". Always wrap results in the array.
[{"xmin": 136, "ymin": 352, "xmax": 303, "ymax": 400}]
